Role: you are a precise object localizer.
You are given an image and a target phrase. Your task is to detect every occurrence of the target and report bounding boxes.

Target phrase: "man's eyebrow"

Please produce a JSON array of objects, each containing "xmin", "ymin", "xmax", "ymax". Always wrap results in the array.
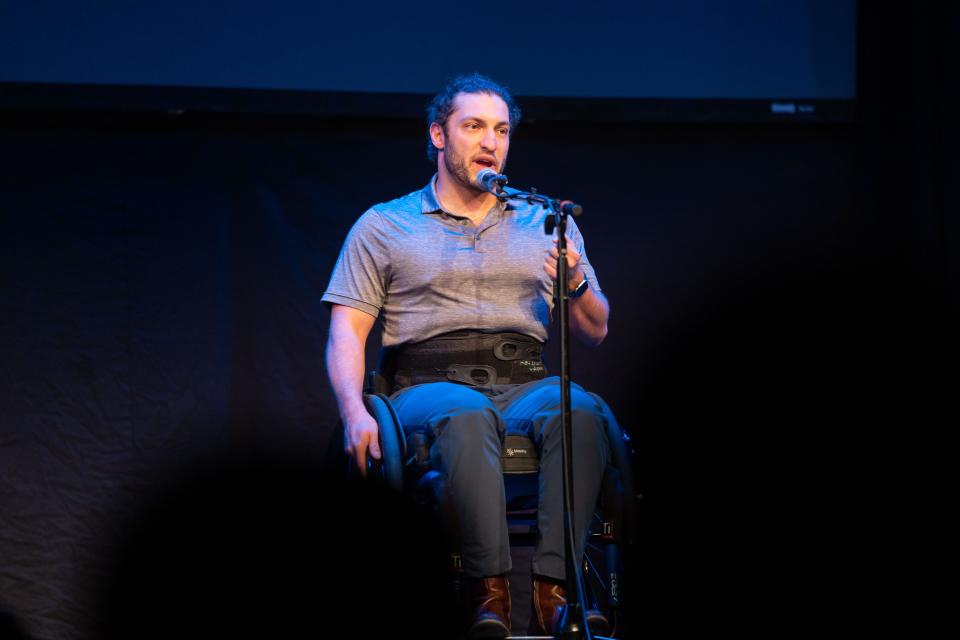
[{"xmin": 457, "ymin": 114, "xmax": 510, "ymax": 125}]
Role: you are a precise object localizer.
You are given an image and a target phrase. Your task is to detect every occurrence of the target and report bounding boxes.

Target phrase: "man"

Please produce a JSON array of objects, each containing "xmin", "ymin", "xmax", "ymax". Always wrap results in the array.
[{"xmin": 323, "ymin": 73, "xmax": 615, "ymax": 638}]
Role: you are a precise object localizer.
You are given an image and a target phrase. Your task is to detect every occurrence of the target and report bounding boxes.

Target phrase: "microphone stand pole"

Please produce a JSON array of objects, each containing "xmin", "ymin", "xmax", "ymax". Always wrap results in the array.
[{"xmin": 497, "ymin": 186, "xmax": 591, "ymax": 640}]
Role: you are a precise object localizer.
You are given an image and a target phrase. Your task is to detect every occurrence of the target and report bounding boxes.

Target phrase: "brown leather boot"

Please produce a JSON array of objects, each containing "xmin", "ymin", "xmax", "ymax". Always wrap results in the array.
[
  {"xmin": 529, "ymin": 576, "xmax": 611, "ymax": 637},
  {"xmin": 529, "ymin": 576, "xmax": 565, "ymax": 636},
  {"xmin": 466, "ymin": 576, "xmax": 511, "ymax": 639}
]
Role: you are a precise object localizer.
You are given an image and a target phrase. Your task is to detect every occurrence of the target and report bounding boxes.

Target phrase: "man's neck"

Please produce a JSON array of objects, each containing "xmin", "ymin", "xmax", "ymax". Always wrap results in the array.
[{"xmin": 435, "ymin": 171, "xmax": 498, "ymax": 224}]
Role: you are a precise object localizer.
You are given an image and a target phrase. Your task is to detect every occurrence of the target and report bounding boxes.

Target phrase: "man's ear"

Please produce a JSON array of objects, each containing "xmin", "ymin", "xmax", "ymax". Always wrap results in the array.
[{"xmin": 429, "ymin": 122, "xmax": 445, "ymax": 151}]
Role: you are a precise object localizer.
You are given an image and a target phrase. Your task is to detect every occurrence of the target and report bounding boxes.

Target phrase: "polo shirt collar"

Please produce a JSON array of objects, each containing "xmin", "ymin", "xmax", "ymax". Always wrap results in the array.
[{"xmin": 420, "ymin": 174, "xmax": 508, "ymax": 216}]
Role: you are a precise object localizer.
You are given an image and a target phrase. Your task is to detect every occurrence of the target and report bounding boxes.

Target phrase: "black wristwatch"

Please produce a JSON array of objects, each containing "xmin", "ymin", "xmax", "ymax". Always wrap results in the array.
[{"xmin": 568, "ymin": 276, "xmax": 589, "ymax": 298}]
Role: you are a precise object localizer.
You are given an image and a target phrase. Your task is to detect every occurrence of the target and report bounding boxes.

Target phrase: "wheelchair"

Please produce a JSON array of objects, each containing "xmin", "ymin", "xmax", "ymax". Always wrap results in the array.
[{"xmin": 351, "ymin": 370, "xmax": 639, "ymax": 638}]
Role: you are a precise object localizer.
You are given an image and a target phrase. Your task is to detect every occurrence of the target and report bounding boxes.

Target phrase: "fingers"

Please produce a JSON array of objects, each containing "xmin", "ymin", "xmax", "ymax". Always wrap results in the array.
[
  {"xmin": 544, "ymin": 238, "xmax": 582, "ymax": 285},
  {"xmin": 544, "ymin": 257, "xmax": 558, "ymax": 279},
  {"xmin": 358, "ymin": 432, "xmax": 381, "ymax": 480},
  {"xmin": 355, "ymin": 441, "xmax": 368, "ymax": 477},
  {"xmin": 344, "ymin": 419, "xmax": 381, "ymax": 478},
  {"xmin": 345, "ymin": 430, "xmax": 367, "ymax": 476},
  {"xmin": 548, "ymin": 239, "xmax": 581, "ymax": 268}
]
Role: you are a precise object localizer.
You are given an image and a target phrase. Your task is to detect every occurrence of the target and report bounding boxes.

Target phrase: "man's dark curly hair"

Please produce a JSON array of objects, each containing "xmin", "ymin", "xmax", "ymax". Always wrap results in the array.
[{"xmin": 425, "ymin": 73, "xmax": 522, "ymax": 163}]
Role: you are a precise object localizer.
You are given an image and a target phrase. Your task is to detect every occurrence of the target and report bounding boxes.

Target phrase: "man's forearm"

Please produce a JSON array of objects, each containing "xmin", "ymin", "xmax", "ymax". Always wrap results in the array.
[
  {"xmin": 325, "ymin": 328, "xmax": 368, "ymax": 422},
  {"xmin": 569, "ymin": 286, "xmax": 609, "ymax": 346}
]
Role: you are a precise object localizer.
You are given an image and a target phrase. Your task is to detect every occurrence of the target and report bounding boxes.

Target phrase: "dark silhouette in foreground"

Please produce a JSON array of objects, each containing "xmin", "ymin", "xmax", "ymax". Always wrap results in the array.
[{"xmin": 88, "ymin": 452, "xmax": 457, "ymax": 639}]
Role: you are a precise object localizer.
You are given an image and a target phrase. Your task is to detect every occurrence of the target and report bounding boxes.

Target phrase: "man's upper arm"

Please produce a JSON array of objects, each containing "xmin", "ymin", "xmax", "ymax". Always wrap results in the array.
[
  {"xmin": 329, "ymin": 303, "xmax": 377, "ymax": 344},
  {"xmin": 321, "ymin": 209, "xmax": 390, "ymax": 317}
]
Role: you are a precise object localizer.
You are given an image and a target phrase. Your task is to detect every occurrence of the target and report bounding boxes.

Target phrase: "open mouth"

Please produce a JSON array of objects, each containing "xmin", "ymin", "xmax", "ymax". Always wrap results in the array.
[{"xmin": 474, "ymin": 158, "xmax": 496, "ymax": 169}]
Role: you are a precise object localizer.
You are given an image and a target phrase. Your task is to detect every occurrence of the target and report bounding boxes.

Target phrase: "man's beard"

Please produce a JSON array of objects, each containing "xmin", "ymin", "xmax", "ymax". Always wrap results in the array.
[{"xmin": 442, "ymin": 142, "xmax": 507, "ymax": 194}]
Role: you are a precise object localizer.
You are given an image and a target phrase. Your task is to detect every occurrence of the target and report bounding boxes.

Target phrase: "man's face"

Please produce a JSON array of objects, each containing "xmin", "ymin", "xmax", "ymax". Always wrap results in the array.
[{"xmin": 431, "ymin": 92, "xmax": 511, "ymax": 193}]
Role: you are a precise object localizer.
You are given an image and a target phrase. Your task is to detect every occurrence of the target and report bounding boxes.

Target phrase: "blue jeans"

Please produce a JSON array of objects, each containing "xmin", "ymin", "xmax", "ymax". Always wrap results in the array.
[{"xmin": 391, "ymin": 376, "xmax": 613, "ymax": 579}]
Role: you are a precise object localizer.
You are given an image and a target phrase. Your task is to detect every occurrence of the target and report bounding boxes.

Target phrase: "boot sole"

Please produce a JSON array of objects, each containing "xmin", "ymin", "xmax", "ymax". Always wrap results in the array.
[{"xmin": 467, "ymin": 618, "xmax": 510, "ymax": 639}]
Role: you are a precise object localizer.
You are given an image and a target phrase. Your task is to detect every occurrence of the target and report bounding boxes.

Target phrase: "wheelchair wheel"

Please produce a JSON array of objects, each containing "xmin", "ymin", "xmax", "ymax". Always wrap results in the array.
[
  {"xmin": 347, "ymin": 393, "xmax": 405, "ymax": 492},
  {"xmin": 590, "ymin": 392, "xmax": 639, "ymax": 550},
  {"xmin": 583, "ymin": 468, "xmax": 629, "ymax": 636},
  {"xmin": 583, "ymin": 395, "xmax": 639, "ymax": 637}
]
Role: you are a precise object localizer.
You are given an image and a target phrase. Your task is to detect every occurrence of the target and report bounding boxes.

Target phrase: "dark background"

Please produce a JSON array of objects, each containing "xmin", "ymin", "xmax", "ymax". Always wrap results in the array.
[
  {"xmin": 1, "ymin": 3, "xmax": 956, "ymax": 639},
  {"xmin": 1, "ymin": 0, "xmax": 855, "ymax": 99}
]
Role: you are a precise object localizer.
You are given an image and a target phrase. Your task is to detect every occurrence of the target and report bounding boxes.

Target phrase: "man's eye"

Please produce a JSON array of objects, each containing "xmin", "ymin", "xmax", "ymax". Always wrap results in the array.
[{"xmin": 497, "ymin": 128, "xmax": 509, "ymax": 135}]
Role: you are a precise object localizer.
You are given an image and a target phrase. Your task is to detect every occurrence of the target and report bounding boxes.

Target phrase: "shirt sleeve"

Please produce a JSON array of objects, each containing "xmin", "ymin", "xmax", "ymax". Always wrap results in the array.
[
  {"xmin": 321, "ymin": 208, "xmax": 390, "ymax": 318},
  {"xmin": 566, "ymin": 217, "xmax": 601, "ymax": 292}
]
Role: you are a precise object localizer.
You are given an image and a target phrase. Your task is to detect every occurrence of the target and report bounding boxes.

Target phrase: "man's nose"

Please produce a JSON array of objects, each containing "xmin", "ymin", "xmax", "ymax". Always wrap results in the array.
[{"xmin": 481, "ymin": 129, "xmax": 497, "ymax": 150}]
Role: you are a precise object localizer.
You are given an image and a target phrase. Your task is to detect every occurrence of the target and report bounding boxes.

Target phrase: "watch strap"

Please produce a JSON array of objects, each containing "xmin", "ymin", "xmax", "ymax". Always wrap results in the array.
[{"xmin": 568, "ymin": 276, "xmax": 589, "ymax": 298}]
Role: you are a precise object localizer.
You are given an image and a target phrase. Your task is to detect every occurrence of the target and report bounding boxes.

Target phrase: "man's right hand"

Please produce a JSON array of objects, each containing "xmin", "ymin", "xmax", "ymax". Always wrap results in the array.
[{"xmin": 344, "ymin": 409, "xmax": 381, "ymax": 476}]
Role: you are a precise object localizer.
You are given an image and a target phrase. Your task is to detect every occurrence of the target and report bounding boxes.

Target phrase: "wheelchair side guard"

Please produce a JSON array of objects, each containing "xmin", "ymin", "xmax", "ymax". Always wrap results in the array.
[{"xmin": 361, "ymin": 393, "xmax": 405, "ymax": 492}]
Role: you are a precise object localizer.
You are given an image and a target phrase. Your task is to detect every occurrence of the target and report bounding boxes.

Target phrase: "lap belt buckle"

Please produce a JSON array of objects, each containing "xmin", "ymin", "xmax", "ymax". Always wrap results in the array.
[{"xmin": 440, "ymin": 364, "xmax": 499, "ymax": 386}]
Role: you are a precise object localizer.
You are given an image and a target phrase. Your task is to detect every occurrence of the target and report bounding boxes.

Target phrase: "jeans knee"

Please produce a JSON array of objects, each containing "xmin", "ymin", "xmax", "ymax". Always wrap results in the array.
[
  {"xmin": 570, "ymin": 406, "xmax": 609, "ymax": 450},
  {"xmin": 424, "ymin": 384, "xmax": 501, "ymax": 441}
]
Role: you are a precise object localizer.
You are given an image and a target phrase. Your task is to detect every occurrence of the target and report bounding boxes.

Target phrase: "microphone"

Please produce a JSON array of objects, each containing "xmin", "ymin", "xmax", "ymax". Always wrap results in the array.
[
  {"xmin": 476, "ymin": 168, "xmax": 508, "ymax": 195},
  {"xmin": 559, "ymin": 199, "xmax": 583, "ymax": 217}
]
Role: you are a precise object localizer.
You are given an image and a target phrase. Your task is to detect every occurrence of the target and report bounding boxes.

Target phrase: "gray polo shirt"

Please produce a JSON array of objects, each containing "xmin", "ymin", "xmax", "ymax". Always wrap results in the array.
[{"xmin": 322, "ymin": 175, "xmax": 600, "ymax": 347}]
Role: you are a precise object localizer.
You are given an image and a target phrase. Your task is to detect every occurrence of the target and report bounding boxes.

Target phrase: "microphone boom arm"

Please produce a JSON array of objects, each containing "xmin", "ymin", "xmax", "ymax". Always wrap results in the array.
[{"xmin": 497, "ymin": 187, "xmax": 583, "ymax": 234}]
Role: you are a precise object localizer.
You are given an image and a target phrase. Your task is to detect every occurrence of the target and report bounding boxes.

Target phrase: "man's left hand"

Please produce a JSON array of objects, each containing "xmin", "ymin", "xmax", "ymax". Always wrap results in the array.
[{"xmin": 544, "ymin": 236, "xmax": 585, "ymax": 293}]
